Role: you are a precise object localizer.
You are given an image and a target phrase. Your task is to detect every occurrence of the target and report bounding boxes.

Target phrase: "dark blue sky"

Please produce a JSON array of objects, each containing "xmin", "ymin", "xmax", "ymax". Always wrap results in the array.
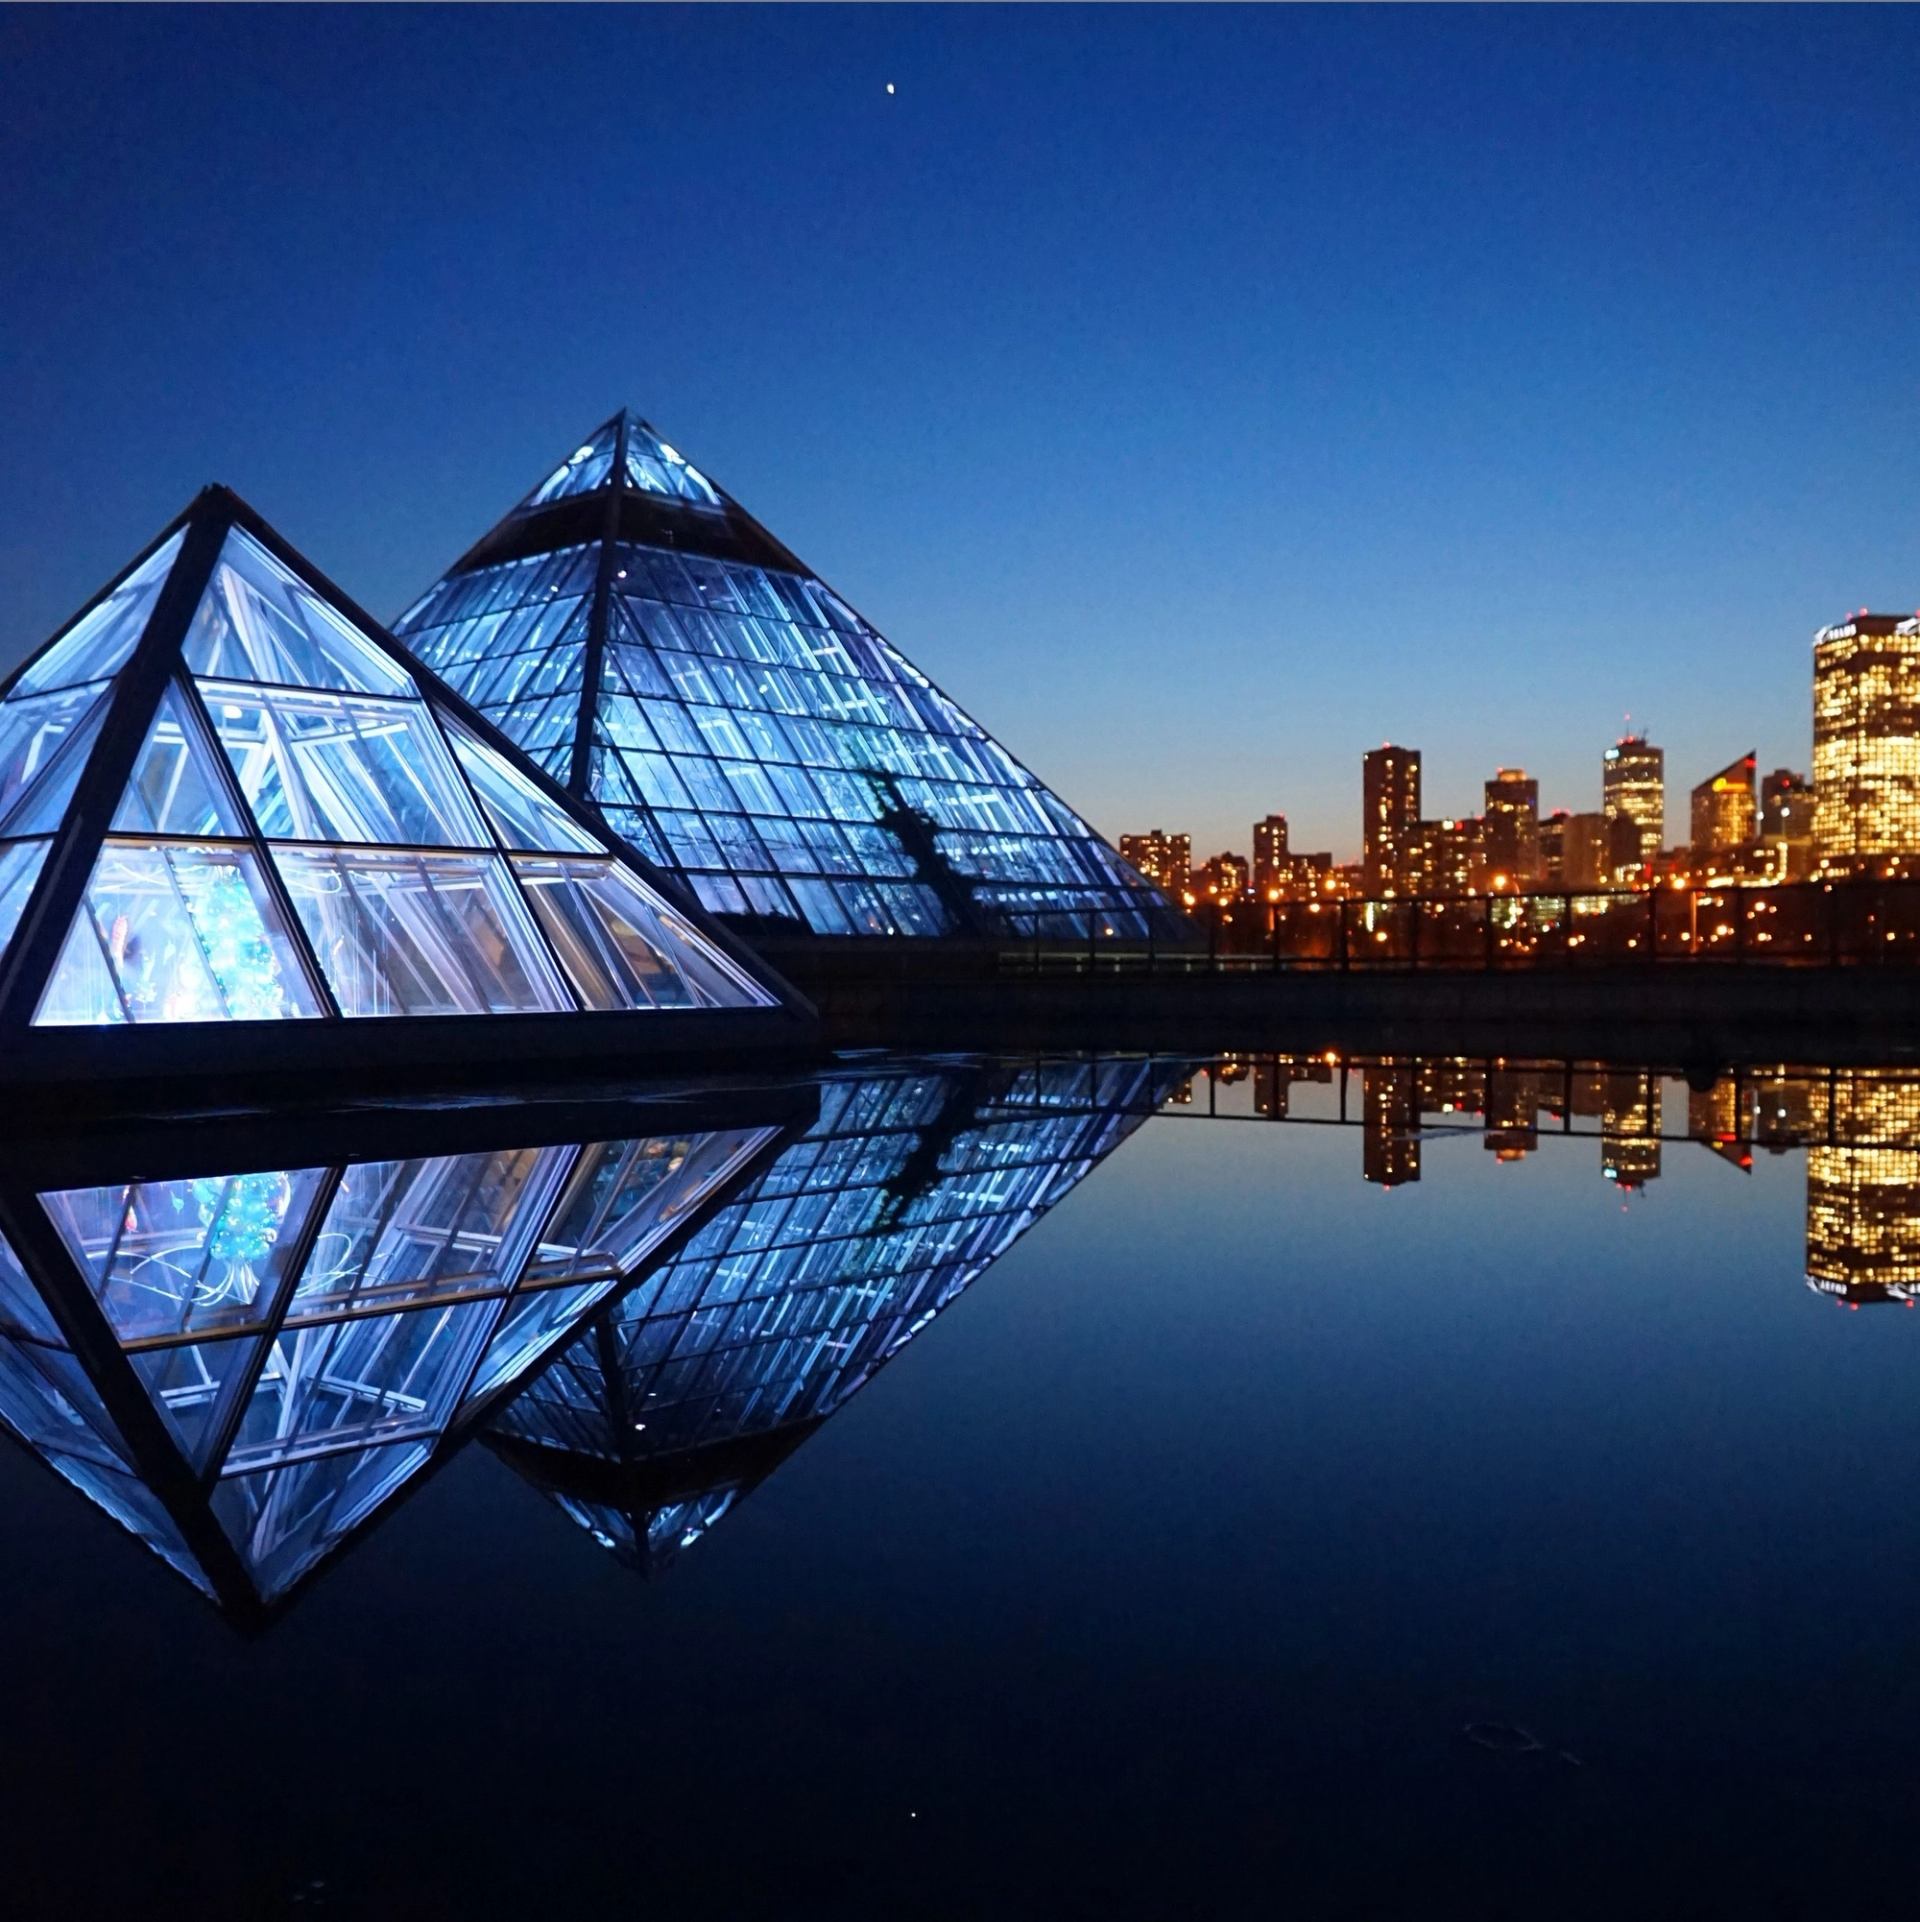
[{"xmin": 2, "ymin": 6, "xmax": 1915, "ymax": 858}]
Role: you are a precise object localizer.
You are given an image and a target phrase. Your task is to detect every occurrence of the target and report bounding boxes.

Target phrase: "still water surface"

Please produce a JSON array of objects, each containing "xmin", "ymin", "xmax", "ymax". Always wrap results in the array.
[{"xmin": 2, "ymin": 1051, "xmax": 1918, "ymax": 1918}]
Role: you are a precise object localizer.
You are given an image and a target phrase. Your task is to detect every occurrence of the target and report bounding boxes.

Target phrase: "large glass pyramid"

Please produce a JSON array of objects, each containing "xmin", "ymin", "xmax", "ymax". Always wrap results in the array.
[
  {"xmin": 0, "ymin": 487, "xmax": 797, "ymax": 1066},
  {"xmin": 485, "ymin": 1055, "xmax": 1185, "ymax": 1573},
  {"xmin": 0, "ymin": 1107, "xmax": 789, "ymax": 1620},
  {"xmin": 393, "ymin": 411, "xmax": 1188, "ymax": 942}
]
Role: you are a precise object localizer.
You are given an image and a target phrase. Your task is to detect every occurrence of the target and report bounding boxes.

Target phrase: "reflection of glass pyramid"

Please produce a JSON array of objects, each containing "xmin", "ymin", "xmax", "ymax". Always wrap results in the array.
[
  {"xmin": 0, "ymin": 486, "xmax": 802, "ymax": 1090},
  {"xmin": 486, "ymin": 1056, "xmax": 1185, "ymax": 1573},
  {"xmin": 394, "ymin": 412, "xmax": 1188, "ymax": 943},
  {"xmin": 0, "ymin": 1101, "xmax": 793, "ymax": 1622}
]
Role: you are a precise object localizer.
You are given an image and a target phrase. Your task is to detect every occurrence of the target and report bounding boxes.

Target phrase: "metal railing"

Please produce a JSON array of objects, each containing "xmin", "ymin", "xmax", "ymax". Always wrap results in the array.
[{"xmin": 1000, "ymin": 878, "xmax": 1920, "ymax": 975}]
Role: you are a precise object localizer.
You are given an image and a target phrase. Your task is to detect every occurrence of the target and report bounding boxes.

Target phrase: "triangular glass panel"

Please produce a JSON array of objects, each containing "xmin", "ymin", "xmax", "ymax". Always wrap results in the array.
[
  {"xmin": 8, "ymin": 530, "xmax": 184, "ymax": 699},
  {"xmin": 624, "ymin": 420, "xmax": 721, "ymax": 506},
  {"xmin": 0, "ymin": 1331, "xmax": 134, "ymax": 1473},
  {"xmin": 445, "ymin": 721, "xmax": 600, "ymax": 853},
  {"xmin": 42, "ymin": 1166, "xmax": 332, "ymax": 1345},
  {"xmin": 210, "ymin": 1438, "xmax": 431, "ymax": 1602},
  {"xmin": 127, "ymin": 1335, "xmax": 265, "ymax": 1471},
  {"xmin": 0, "ymin": 1226, "xmax": 62, "ymax": 1345},
  {"xmin": 35, "ymin": 842, "xmax": 324, "ymax": 1027},
  {"xmin": 112, "ymin": 683, "xmax": 247, "ymax": 837},
  {"xmin": 0, "ymin": 837, "xmax": 50, "ymax": 968},
  {"xmin": 460, "ymin": 1278, "xmax": 623, "ymax": 1412},
  {"xmin": 183, "ymin": 527, "xmax": 413, "ymax": 697},
  {"xmin": 0, "ymin": 683, "xmax": 110, "ymax": 836},
  {"xmin": 520, "ymin": 420, "xmax": 620, "ymax": 510}
]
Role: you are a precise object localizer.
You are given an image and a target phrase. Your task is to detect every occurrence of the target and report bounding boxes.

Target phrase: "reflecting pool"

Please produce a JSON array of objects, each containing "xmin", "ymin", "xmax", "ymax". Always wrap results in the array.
[{"xmin": 3, "ymin": 1050, "xmax": 1919, "ymax": 1915}]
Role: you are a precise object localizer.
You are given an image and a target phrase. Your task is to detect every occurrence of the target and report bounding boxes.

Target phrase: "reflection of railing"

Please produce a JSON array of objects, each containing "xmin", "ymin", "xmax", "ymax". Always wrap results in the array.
[{"xmin": 999, "ymin": 879, "xmax": 1920, "ymax": 973}]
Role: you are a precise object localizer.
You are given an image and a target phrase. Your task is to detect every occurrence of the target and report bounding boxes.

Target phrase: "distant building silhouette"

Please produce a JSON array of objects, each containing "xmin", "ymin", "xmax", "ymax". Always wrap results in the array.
[
  {"xmin": 1690, "ymin": 753, "xmax": 1757, "ymax": 854},
  {"xmin": 1761, "ymin": 769, "xmax": 1815, "ymax": 880},
  {"xmin": 1362, "ymin": 1063, "xmax": 1420, "ymax": 1187},
  {"xmin": 1482, "ymin": 768, "xmax": 1542, "ymax": 888}
]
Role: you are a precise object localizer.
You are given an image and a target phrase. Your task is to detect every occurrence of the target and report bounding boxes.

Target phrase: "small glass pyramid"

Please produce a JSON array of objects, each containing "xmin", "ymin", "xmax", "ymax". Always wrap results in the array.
[
  {"xmin": 395, "ymin": 410, "xmax": 1187, "ymax": 942},
  {"xmin": 0, "ymin": 489, "xmax": 795, "ymax": 1046}
]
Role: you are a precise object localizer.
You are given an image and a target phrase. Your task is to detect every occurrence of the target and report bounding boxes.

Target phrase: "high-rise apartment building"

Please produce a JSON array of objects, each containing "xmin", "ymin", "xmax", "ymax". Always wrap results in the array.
[
  {"xmin": 1118, "ymin": 830, "xmax": 1192, "ymax": 898},
  {"xmin": 1541, "ymin": 811, "xmax": 1610, "ymax": 892},
  {"xmin": 1362, "ymin": 1064, "xmax": 1420, "ymax": 1188},
  {"xmin": 1251, "ymin": 814, "xmax": 1290, "ymax": 896},
  {"xmin": 1806, "ymin": 1071, "xmax": 1920, "ymax": 1304},
  {"xmin": 1408, "ymin": 817, "xmax": 1486, "ymax": 896},
  {"xmin": 1363, "ymin": 746, "xmax": 1420, "ymax": 894},
  {"xmin": 1812, "ymin": 614, "xmax": 1920, "ymax": 873},
  {"xmin": 1199, "ymin": 851, "xmax": 1249, "ymax": 901},
  {"xmin": 1602, "ymin": 735, "xmax": 1664, "ymax": 882},
  {"xmin": 1690, "ymin": 753, "xmax": 1757, "ymax": 854},
  {"xmin": 1482, "ymin": 767, "xmax": 1541, "ymax": 887}
]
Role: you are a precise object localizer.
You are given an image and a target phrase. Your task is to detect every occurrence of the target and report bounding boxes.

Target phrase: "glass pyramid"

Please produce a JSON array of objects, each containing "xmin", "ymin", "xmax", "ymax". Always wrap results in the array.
[
  {"xmin": 486, "ymin": 1055, "xmax": 1185, "ymax": 1573},
  {"xmin": 0, "ymin": 488, "xmax": 794, "ymax": 1052},
  {"xmin": 0, "ymin": 1112, "xmax": 786, "ymax": 1618},
  {"xmin": 394, "ymin": 411, "xmax": 1187, "ymax": 941}
]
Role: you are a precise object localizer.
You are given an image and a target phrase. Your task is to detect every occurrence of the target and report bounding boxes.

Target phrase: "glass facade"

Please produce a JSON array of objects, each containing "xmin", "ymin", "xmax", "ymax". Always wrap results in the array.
[
  {"xmin": 488, "ymin": 1056, "xmax": 1182, "ymax": 1570},
  {"xmin": 395, "ymin": 411, "xmax": 1184, "ymax": 941},
  {"xmin": 0, "ymin": 507, "xmax": 783, "ymax": 1032},
  {"xmin": 0, "ymin": 1120, "xmax": 780, "ymax": 1610}
]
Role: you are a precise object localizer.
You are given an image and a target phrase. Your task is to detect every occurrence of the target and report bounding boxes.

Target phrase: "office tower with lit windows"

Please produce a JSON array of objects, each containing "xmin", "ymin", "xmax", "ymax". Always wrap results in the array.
[
  {"xmin": 1690, "ymin": 753, "xmax": 1757, "ymax": 855},
  {"xmin": 1812, "ymin": 614, "xmax": 1920, "ymax": 874},
  {"xmin": 1363, "ymin": 746, "xmax": 1420, "ymax": 894},
  {"xmin": 1251, "ymin": 814, "xmax": 1290, "ymax": 896},
  {"xmin": 1118, "ymin": 830, "xmax": 1191, "ymax": 898},
  {"xmin": 1603, "ymin": 735, "xmax": 1664, "ymax": 881},
  {"xmin": 1362, "ymin": 1064, "xmax": 1419, "ymax": 1188},
  {"xmin": 1806, "ymin": 1071, "xmax": 1920, "ymax": 1304},
  {"xmin": 1601, "ymin": 1070, "xmax": 1662, "ymax": 1189},
  {"xmin": 1482, "ymin": 768, "xmax": 1541, "ymax": 888}
]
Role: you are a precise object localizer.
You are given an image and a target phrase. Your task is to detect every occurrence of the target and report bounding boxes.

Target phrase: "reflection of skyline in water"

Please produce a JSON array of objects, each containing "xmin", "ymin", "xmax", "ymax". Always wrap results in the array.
[
  {"xmin": 487, "ymin": 1056, "xmax": 1185, "ymax": 1574},
  {"xmin": 0, "ymin": 1056, "xmax": 1182, "ymax": 1621},
  {"xmin": 1184, "ymin": 1057, "xmax": 1920, "ymax": 1309}
]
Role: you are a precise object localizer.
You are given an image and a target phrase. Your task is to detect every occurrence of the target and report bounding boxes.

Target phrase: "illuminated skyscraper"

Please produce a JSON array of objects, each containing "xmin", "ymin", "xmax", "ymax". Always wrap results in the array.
[
  {"xmin": 1119, "ymin": 830, "xmax": 1191, "ymax": 898},
  {"xmin": 1812, "ymin": 614, "xmax": 1920, "ymax": 873},
  {"xmin": 1690, "ymin": 753, "xmax": 1757, "ymax": 854},
  {"xmin": 1601, "ymin": 1071, "xmax": 1661, "ymax": 1189},
  {"xmin": 1251, "ymin": 814, "xmax": 1290, "ymax": 895},
  {"xmin": 1363, "ymin": 746, "xmax": 1420, "ymax": 894},
  {"xmin": 1362, "ymin": 1064, "xmax": 1419, "ymax": 1187},
  {"xmin": 1603, "ymin": 735, "xmax": 1664, "ymax": 881},
  {"xmin": 1407, "ymin": 817, "xmax": 1484, "ymax": 896},
  {"xmin": 1482, "ymin": 769, "xmax": 1541, "ymax": 888},
  {"xmin": 1806, "ymin": 1071, "xmax": 1920, "ymax": 1304}
]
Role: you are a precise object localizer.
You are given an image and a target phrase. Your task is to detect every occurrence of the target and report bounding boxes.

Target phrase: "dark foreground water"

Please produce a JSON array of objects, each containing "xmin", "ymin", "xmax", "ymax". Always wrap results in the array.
[{"xmin": 3, "ymin": 1051, "xmax": 1919, "ymax": 1919}]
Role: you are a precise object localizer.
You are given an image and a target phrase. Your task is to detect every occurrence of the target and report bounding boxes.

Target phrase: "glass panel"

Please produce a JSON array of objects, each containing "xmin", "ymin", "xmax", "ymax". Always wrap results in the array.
[
  {"xmin": 201, "ymin": 686, "xmax": 487, "ymax": 846},
  {"xmin": 42, "ymin": 1166, "xmax": 331, "ymax": 1344},
  {"xmin": 625, "ymin": 423, "xmax": 722, "ymax": 506},
  {"xmin": 0, "ymin": 837, "xmax": 50, "ymax": 965},
  {"xmin": 35, "ymin": 841, "xmax": 323, "ymax": 1027},
  {"xmin": 528, "ymin": 1127, "xmax": 778, "ymax": 1283},
  {"xmin": 223, "ymin": 1299, "xmax": 502, "ymax": 1468},
  {"xmin": 127, "ymin": 1336, "xmax": 264, "ymax": 1470},
  {"xmin": 272, "ymin": 846, "xmax": 570, "ymax": 1016},
  {"xmin": 0, "ymin": 1226, "xmax": 61, "ymax": 1345},
  {"xmin": 0, "ymin": 1332, "xmax": 131, "ymax": 1471},
  {"xmin": 290, "ymin": 1146, "xmax": 576, "ymax": 1321},
  {"xmin": 10, "ymin": 531, "xmax": 183, "ymax": 698},
  {"xmin": 182, "ymin": 527, "xmax": 413, "ymax": 696},
  {"xmin": 461, "ymin": 1278, "xmax": 621, "ymax": 1409},
  {"xmin": 444, "ymin": 722, "xmax": 600, "ymax": 853},
  {"xmin": 112, "ymin": 682, "xmax": 247, "ymax": 837},
  {"xmin": 211, "ymin": 1439, "xmax": 430, "ymax": 1602},
  {"xmin": 523, "ymin": 423, "xmax": 620, "ymax": 509},
  {"xmin": 0, "ymin": 683, "xmax": 109, "ymax": 835},
  {"xmin": 511, "ymin": 856, "xmax": 774, "ymax": 1010}
]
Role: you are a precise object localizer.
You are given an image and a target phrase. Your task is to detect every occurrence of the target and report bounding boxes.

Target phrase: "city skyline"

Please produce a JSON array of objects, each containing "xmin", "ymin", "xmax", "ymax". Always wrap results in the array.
[{"xmin": 1, "ymin": 9, "xmax": 1916, "ymax": 864}]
